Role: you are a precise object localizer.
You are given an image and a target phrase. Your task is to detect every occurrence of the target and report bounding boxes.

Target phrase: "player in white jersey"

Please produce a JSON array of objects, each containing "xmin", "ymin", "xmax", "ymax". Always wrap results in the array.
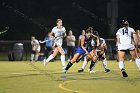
[
  {"xmin": 31, "ymin": 36, "xmax": 41, "ymax": 62},
  {"xmin": 43, "ymin": 19, "xmax": 66, "ymax": 69},
  {"xmin": 89, "ymin": 37, "xmax": 110, "ymax": 73},
  {"xmin": 116, "ymin": 20, "xmax": 140, "ymax": 77}
]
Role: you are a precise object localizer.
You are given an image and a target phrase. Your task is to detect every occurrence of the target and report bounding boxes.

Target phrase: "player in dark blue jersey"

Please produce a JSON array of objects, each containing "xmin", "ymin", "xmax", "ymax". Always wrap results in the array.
[
  {"xmin": 63, "ymin": 27, "xmax": 97, "ymax": 72},
  {"xmin": 78, "ymin": 31, "xmax": 110, "ymax": 73},
  {"xmin": 62, "ymin": 27, "xmax": 95, "ymax": 73}
]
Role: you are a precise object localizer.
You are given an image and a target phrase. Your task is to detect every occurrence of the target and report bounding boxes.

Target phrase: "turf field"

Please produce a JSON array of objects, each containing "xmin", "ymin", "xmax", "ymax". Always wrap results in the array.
[{"xmin": 0, "ymin": 60, "xmax": 140, "ymax": 93}]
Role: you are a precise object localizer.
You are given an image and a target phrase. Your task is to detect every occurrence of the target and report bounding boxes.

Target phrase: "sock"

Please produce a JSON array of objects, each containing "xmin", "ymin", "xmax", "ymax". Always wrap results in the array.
[
  {"xmin": 102, "ymin": 58, "xmax": 108, "ymax": 69},
  {"xmin": 84, "ymin": 56, "xmax": 86, "ymax": 61},
  {"xmin": 35, "ymin": 54, "xmax": 39, "ymax": 61},
  {"xmin": 119, "ymin": 61, "xmax": 125, "ymax": 70},
  {"xmin": 135, "ymin": 58, "xmax": 140, "ymax": 70},
  {"xmin": 46, "ymin": 55, "xmax": 54, "ymax": 63},
  {"xmin": 65, "ymin": 61, "xmax": 73, "ymax": 70},
  {"xmin": 31, "ymin": 54, "xmax": 34, "ymax": 61},
  {"xmin": 81, "ymin": 59, "xmax": 88, "ymax": 69},
  {"xmin": 61, "ymin": 55, "xmax": 66, "ymax": 67},
  {"xmin": 89, "ymin": 61, "xmax": 96, "ymax": 70}
]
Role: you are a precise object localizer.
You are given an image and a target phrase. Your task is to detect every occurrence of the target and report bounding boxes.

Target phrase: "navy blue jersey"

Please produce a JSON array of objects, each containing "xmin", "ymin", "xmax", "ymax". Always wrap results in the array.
[{"xmin": 81, "ymin": 35, "xmax": 92, "ymax": 48}]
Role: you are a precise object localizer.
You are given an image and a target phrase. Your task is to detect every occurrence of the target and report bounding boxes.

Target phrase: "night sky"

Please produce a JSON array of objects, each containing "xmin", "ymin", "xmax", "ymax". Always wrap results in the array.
[{"xmin": 0, "ymin": 0, "xmax": 140, "ymax": 40}]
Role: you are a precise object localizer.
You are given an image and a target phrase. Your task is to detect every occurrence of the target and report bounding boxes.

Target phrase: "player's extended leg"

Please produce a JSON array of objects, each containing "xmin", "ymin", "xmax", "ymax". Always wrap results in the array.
[
  {"xmin": 130, "ymin": 50, "xmax": 140, "ymax": 70},
  {"xmin": 87, "ymin": 50, "xmax": 98, "ymax": 73},
  {"xmin": 44, "ymin": 47, "xmax": 59, "ymax": 66},
  {"xmin": 62, "ymin": 53, "xmax": 81, "ymax": 73},
  {"xmin": 118, "ymin": 50, "xmax": 128, "ymax": 77},
  {"xmin": 88, "ymin": 56, "xmax": 98, "ymax": 73},
  {"xmin": 58, "ymin": 46, "xmax": 66, "ymax": 69},
  {"xmin": 101, "ymin": 57, "xmax": 110, "ymax": 72},
  {"xmin": 99, "ymin": 51, "xmax": 110, "ymax": 72}
]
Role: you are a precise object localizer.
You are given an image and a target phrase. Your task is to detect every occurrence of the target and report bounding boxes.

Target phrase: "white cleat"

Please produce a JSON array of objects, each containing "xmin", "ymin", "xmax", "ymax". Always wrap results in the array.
[
  {"xmin": 62, "ymin": 69, "xmax": 67, "ymax": 73},
  {"xmin": 89, "ymin": 70, "xmax": 96, "ymax": 73},
  {"xmin": 62, "ymin": 66, "xmax": 66, "ymax": 70},
  {"xmin": 88, "ymin": 69, "xmax": 96, "ymax": 73}
]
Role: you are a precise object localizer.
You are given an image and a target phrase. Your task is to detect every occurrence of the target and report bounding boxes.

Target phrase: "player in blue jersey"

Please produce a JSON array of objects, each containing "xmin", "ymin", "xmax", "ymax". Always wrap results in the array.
[
  {"xmin": 78, "ymin": 31, "xmax": 110, "ymax": 73},
  {"xmin": 62, "ymin": 27, "xmax": 99, "ymax": 73}
]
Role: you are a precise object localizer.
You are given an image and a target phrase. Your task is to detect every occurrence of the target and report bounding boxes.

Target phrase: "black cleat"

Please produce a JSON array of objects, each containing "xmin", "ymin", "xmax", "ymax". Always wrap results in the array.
[
  {"xmin": 105, "ymin": 69, "xmax": 110, "ymax": 73},
  {"xmin": 78, "ymin": 68, "xmax": 84, "ymax": 72},
  {"xmin": 121, "ymin": 69, "xmax": 128, "ymax": 77}
]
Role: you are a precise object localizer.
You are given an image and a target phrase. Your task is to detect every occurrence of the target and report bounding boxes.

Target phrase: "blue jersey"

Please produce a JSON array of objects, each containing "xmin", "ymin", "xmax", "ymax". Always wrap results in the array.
[
  {"xmin": 79, "ymin": 35, "xmax": 92, "ymax": 48},
  {"xmin": 44, "ymin": 37, "xmax": 54, "ymax": 47},
  {"xmin": 76, "ymin": 35, "xmax": 92, "ymax": 54}
]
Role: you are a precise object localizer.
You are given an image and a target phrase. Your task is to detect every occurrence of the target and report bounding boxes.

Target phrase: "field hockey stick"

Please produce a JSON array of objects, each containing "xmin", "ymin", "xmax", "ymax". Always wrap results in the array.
[
  {"xmin": 39, "ymin": 36, "xmax": 63, "ymax": 44},
  {"xmin": 39, "ymin": 39, "xmax": 51, "ymax": 43},
  {"xmin": 76, "ymin": 53, "xmax": 89, "ymax": 63}
]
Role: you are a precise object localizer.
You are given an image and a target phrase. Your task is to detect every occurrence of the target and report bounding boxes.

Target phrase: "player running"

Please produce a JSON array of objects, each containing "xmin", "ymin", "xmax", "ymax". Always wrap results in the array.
[
  {"xmin": 77, "ymin": 31, "xmax": 110, "ymax": 73},
  {"xmin": 62, "ymin": 27, "xmax": 99, "ymax": 73},
  {"xmin": 43, "ymin": 19, "xmax": 66, "ymax": 69},
  {"xmin": 116, "ymin": 20, "xmax": 140, "ymax": 77}
]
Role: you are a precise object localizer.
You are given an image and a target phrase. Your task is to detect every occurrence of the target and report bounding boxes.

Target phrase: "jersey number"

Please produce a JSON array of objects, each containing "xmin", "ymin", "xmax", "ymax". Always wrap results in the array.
[{"xmin": 122, "ymin": 29, "xmax": 128, "ymax": 35}]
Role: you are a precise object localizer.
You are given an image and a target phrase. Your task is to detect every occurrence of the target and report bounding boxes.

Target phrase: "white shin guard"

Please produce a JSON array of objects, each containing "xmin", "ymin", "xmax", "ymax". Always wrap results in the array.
[
  {"xmin": 119, "ymin": 61, "xmax": 125, "ymax": 70},
  {"xmin": 102, "ymin": 58, "xmax": 108, "ymax": 69},
  {"xmin": 46, "ymin": 55, "xmax": 54, "ymax": 63},
  {"xmin": 61, "ymin": 55, "xmax": 66, "ymax": 67},
  {"xmin": 82, "ymin": 60, "xmax": 88, "ymax": 69}
]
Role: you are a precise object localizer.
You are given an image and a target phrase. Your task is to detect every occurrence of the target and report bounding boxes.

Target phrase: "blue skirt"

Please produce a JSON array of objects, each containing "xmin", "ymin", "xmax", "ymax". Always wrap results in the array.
[{"xmin": 75, "ymin": 47, "xmax": 92, "ymax": 54}]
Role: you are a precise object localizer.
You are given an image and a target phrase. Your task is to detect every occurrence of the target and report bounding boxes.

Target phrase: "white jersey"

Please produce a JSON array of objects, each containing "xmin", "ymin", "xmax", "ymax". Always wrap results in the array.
[
  {"xmin": 98, "ymin": 38, "xmax": 106, "ymax": 50},
  {"xmin": 97, "ymin": 38, "xmax": 106, "ymax": 51},
  {"xmin": 116, "ymin": 27, "xmax": 135, "ymax": 50},
  {"xmin": 52, "ymin": 26, "xmax": 66, "ymax": 46},
  {"xmin": 31, "ymin": 39, "xmax": 41, "ymax": 52}
]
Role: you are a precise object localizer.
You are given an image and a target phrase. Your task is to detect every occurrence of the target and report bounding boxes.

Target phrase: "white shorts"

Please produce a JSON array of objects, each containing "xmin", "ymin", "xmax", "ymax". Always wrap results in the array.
[
  {"xmin": 117, "ymin": 44, "xmax": 135, "ymax": 51},
  {"xmin": 37, "ymin": 46, "xmax": 41, "ymax": 52},
  {"xmin": 33, "ymin": 46, "xmax": 40, "ymax": 52},
  {"xmin": 55, "ymin": 39, "xmax": 63, "ymax": 46}
]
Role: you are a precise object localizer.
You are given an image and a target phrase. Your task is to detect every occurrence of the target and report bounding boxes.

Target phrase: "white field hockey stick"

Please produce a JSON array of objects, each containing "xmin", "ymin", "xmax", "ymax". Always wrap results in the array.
[
  {"xmin": 39, "ymin": 39, "xmax": 53, "ymax": 43},
  {"xmin": 39, "ymin": 36, "xmax": 63, "ymax": 44}
]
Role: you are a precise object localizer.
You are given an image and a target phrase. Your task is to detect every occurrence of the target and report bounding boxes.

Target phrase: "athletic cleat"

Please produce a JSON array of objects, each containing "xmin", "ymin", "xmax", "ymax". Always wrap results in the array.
[
  {"xmin": 105, "ymin": 68, "xmax": 110, "ymax": 73},
  {"xmin": 62, "ymin": 66, "xmax": 66, "ymax": 70},
  {"xmin": 121, "ymin": 69, "xmax": 128, "ymax": 77},
  {"xmin": 62, "ymin": 69, "xmax": 67, "ymax": 73},
  {"xmin": 122, "ymin": 71, "xmax": 128, "ymax": 77},
  {"xmin": 89, "ymin": 70, "xmax": 96, "ymax": 73},
  {"xmin": 88, "ymin": 69, "xmax": 90, "ymax": 72},
  {"xmin": 88, "ymin": 69, "xmax": 96, "ymax": 73},
  {"xmin": 78, "ymin": 68, "xmax": 84, "ymax": 72}
]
